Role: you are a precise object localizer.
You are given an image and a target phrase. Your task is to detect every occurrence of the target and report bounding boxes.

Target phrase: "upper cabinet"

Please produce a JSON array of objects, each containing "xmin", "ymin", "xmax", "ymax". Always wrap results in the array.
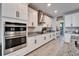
[
  {"xmin": 43, "ymin": 15, "xmax": 52, "ymax": 27},
  {"xmin": 2, "ymin": 3, "xmax": 28, "ymax": 20},
  {"xmin": 52, "ymin": 18, "xmax": 56, "ymax": 30},
  {"xmin": 28, "ymin": 7, "xmax": 38, "ymax": 27},
  {"xmin": 64, "ymin": 14, "xmax": 72, "ymax": 27},
  {"xmin": 17, "ymin": 4, "xmax": 28, "ymax": 20},
  {"xmin": 65, "ymin": 12, "xmax": 79, "ymax": 27},
  {"xmin": 72, "ymin": 13, "xmax": 79, "ymax": 27},
  {"xmin": 2, "ymin": 4, "xmax": 17, "ymax": 18}
]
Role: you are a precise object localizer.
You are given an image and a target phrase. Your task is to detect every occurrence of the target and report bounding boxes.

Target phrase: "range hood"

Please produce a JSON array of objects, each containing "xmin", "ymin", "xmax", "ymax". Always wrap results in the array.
[{"xmin": 38, "ymin": 10, "xmax": 45, "ymax": 25}]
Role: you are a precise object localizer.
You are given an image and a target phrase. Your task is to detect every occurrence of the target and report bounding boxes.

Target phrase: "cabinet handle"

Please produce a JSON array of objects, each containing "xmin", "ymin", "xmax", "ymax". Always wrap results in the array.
[
  {"xmin": 50, "ymin": 35, "xmax": 51, "ymax": 38},
  {"xmin": 32, "ymin": 22, "xmax": 33, "ymax": 26},
  {"xmin": 16, "ymin": 11, "xmax": 20, "ymax": 17},
  {"xmin": 44, "ymin": 37, "xmax": 46, "ymax": 40},
  {"xmin": 34, "ymin": 40, "xmax": 37, "ymax": 44},
  {"xmin": 71, "ymin": 24, "xmax": 73, "ymax": 26}
]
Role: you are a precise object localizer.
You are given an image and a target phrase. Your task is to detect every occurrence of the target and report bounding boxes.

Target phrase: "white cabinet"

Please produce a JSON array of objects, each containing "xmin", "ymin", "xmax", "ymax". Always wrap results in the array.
[
  {"xmin": 65, "ymin": 12, "xmax": 79, "ymax": 27},
  {"xmin": 44, "ymin": 34, "xmax": 50, "ymax": 43},
  {"xmin": 2, "ymin": 3, "xmax": 28, "ymax": 20},
  {"xmin": 44, "ymin": 15, "xmax": 52, "ymax": 27},
  {"xmin": 64, "ymin": 33, "xmax": 71, "ymax": 43},
  {"xmin": 27, "ymin": 37, "xmax": 36, "ymax": 51},
  {"xmin": 17, "ymin": 4, "xmax": 28, "ymax": 20},
  {"xmin": 2, "ymin": 3, "xmax": 17, "ymax": 18},
  {"xmin": 72, "ymin": 13, "xmax": 79, "ymax": 27},
  {"xmin": 64, "ymin": 14, "xmax": 72, "ymax": 27},
  {"xmin": 27, "ymin": 35, "xmax": 43, "ymax": 51},
  {"xmin": 51, "ymin": 33, "xmax": 55, "ymax": 40},
  {"xmin": 52, "ymin": 18, "xmax": 56, "ymax": 30},
  {"xmin": 28, "ymin": 7, "xmax": 38, "ymax": 27},
  {"xmin": 35, "ymin": 35, "xmax": 43, "ymax": 48}
]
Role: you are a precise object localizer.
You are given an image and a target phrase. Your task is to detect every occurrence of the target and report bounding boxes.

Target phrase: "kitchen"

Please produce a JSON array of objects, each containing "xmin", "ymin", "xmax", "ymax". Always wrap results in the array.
[{"xmin": 0, "ymin": 3, "xmax": 79, "ymax": 56}]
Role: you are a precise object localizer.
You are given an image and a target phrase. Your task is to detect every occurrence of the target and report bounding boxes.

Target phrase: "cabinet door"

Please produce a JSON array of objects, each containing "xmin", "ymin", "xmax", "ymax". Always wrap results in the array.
[
  {"xmin": 28, "ymin": 7, "xmax": 38, "ymax": 27},
  {"xmin": 35, "ymin": 36, "xmax": 42, "ymax": 48},
  {"xmin": 48, "ymin": 33, "xmax": 54, "ymax": 41},
  {"xmin": 64, "ymin": 33, "xmax": 71, "ymax": 43},
  {"xmin": 44, "ymin": 34, "xmax": 50, "ymax": 43},
  {"xmin": 52, "ymin": 33, "xmax": 55, "ymax": 40},
  {"xmin": 18, "ymin": 4, "xmax": 28, "ymax": 20},
  {"xmin": 44, "ymin": 15, "xmax": 52, "ymax": 27},
  {"xmin": 2, "ymin": 3, "xmax": 17, "ymax": 18},
  {"xmin": 48, "ymin": 17, "xmax": 52, "ymax": 27},
  {"xmin": 64, "ymin": 15, "xmax": 72, "ymax": 27},
  {"xmin": 50, "ymin": 33, "xmax": 53, "ymax": 40},
  {"xmin": 27, "ymin": 37, "xmax": 36, "ymax": 51},
  {"xmin": 72, "ymin": 13, "xmax": 79, "ymax": 27},
  {"xmin": 52, "ymin": 18, "xmax": 56, "ymax": 30}
]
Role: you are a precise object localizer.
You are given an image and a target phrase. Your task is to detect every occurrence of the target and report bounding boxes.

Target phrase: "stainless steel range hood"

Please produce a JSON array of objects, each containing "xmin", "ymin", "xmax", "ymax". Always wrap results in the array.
[{"xmin": 38, "ymin": 10, "xmax": 45, "ymax": 25}]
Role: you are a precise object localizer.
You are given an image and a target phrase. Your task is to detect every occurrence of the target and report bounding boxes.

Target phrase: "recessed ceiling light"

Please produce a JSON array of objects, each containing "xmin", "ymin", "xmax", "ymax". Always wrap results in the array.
[
  {"xmin": 47, "ymin": 3, "xmax": 51, "ymax": 7},
  {"xmin": 54, "ymin": 10, "xmax": 58, "ymax": 13}
]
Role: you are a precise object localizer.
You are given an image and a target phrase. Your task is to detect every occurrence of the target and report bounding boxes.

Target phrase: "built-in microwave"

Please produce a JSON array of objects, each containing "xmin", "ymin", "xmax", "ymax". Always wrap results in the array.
[{"xmin": 4, "ymin": 22, "xmax": 27, "ymax": 55}]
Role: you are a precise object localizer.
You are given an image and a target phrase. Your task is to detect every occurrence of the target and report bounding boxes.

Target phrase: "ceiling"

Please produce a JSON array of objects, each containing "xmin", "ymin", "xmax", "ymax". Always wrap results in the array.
[{"xmin": 30, "ymin": 3, "xmax": 79, "ymax": 17}]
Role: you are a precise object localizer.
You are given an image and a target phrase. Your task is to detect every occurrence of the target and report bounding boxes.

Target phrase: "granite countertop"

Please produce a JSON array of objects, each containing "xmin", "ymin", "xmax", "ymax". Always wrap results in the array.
[{"xmin": 28, "ymin": 31, "xmax": 55, "ymax": 37}]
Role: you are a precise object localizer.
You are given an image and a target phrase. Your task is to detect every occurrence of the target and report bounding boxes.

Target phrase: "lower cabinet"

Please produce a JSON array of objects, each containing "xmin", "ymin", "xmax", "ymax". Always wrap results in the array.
[
  {"xmin": 6, "ymin": 32, "xmax": 55, "ymax": 56},
  {"xmin": 64, "ymin": 33, "xmax": 71, "ymax": 43},
  {"xmin": 35, "ymin": 35, "xmax": 43, "ymax": 48},
  {"xmin": 27, "ymin": 35, "xmax": 44, "ymax": 52},
  {"xmin": 52, "ymin": 33, "xmax": 55, "ymax": 40},
  {"xmin": 27, "ymin": 37, "xmax": 35, "ymax": 51}
]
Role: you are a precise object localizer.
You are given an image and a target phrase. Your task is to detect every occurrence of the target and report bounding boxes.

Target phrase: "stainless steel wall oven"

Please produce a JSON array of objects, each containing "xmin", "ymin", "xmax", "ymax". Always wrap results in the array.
[{"xmin": 4, "ymin": 22, "xmax": 27, "ymax": 55}]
